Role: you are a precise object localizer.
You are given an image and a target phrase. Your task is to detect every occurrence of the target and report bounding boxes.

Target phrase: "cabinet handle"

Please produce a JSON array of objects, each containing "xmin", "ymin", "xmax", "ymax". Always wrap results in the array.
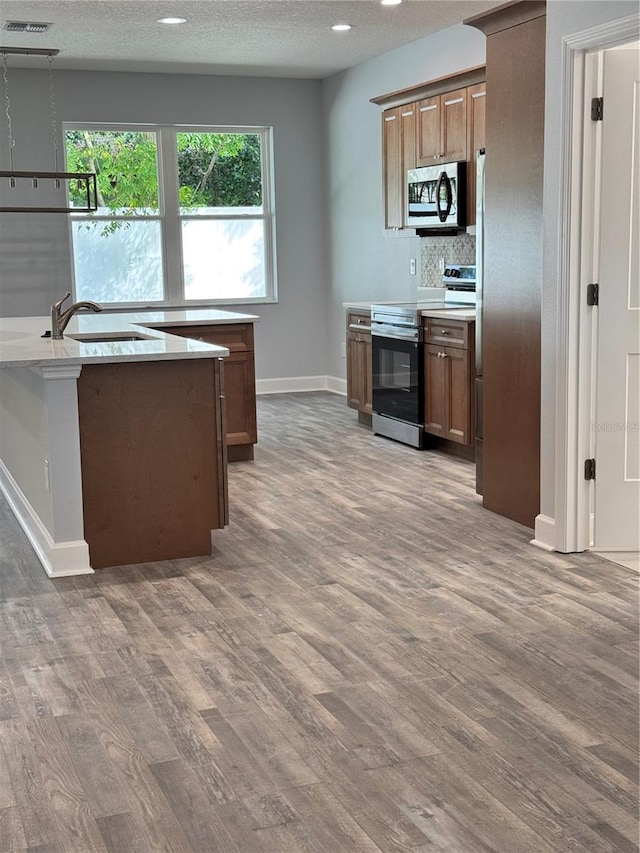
[{"xmin": 441, "ymin": 329, "xmax": 450, "ymax": 335}]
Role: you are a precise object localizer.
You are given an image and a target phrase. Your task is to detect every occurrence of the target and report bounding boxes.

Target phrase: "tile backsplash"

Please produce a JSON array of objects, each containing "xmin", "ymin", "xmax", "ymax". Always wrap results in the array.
[{"xmin": 420, "ymin": 233, "xmax": 476, "ymax": 288}]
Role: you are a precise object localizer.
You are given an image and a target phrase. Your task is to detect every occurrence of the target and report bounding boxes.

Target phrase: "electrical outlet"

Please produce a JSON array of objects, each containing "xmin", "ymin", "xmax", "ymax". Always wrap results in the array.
[
  {"xmin": 44, "ymin": 459, "xmax": 50, "ymax": 491},
  {"xmin": 410, "ymin": 258, "xmax": 417, "ymax": 276}
]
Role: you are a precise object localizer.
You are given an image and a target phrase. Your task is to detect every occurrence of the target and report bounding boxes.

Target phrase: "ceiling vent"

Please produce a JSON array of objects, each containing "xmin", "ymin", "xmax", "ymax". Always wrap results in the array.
[{"xmin": 2, "ymin": 21, "xmax": 51, "ymax": 34}]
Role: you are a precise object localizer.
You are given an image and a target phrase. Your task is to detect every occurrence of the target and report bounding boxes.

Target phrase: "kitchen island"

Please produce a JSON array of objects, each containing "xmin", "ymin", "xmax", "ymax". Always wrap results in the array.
[{"xmin": 0, "ymin": 309, "xmax": 256, "ymax": 576}]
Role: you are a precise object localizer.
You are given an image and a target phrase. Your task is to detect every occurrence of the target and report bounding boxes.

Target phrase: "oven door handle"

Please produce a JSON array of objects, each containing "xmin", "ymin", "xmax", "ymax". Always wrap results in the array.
[{"xmin": 372, "ymin": 326, "xmax": 420, "ymax": 341}]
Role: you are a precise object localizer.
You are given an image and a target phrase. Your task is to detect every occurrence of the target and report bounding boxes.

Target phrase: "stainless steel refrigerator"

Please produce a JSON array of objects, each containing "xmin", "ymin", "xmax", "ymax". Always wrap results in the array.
[{"xmin": 475, "ymin": 149, "xmax": 485, "ymax": 495}]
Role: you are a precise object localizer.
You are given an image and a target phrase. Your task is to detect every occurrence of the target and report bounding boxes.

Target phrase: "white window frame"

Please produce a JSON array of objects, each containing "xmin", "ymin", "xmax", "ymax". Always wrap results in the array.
[{"xmin": 64, "ymin": 122, "xmax": 277, "ymax": 309}]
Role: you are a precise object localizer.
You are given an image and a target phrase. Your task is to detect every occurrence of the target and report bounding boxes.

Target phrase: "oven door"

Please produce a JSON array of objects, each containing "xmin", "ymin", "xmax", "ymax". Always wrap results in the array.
[{"xmin": 371, "ymin": 327, "xmax": 423, "ymax": 427}]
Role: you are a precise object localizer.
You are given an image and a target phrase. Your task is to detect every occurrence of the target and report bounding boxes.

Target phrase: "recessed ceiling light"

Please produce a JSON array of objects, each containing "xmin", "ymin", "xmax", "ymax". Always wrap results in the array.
[
  {"xmin": 157, "ymin": 16, "xmax": 187, "ymax": 25},
  {"xmin": 381, "ymin": 0, "xmax": 403, "ymax": 5},
  {"xmin": 331, "ymin": 23, "xmax": 353, "ymax": 32}
]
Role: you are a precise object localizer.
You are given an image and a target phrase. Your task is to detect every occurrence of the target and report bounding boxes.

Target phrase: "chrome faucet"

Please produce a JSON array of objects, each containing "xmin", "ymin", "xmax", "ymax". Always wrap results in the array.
[{"xmin": 51, "ymin": 292, "xmax": 103, "ymax": 339}]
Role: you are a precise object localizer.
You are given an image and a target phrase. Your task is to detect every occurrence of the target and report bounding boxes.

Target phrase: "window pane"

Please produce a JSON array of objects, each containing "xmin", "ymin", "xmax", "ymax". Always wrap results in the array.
[
  {"xmin": 177, "ymin": 132, "xmax": 263, "ymax": 211},
  {"xmin": 72, "ymin": 220, "xmax": 164, "ymax": 303},
  {"xmin": 65, "ymin": 130, "xmax": 159, "ymax": 213},
  {"xmin": 182, "ymin": 219, "xmax": 266, "ymax": 300}
]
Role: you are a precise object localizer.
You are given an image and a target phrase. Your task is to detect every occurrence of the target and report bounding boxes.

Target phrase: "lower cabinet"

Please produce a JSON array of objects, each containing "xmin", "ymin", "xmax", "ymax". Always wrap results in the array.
[
  {"xmin": 346, "ymin": 311, "xmax": 372, "ymax": 419},
  {"xmin": 78, "ymin": 358, "xmax": 228, "ymax": 569},
  {"xmin": 423, "ymin": 316, "xmax": 475, "ymax": 447},
  {"xmin": 424, "ymin": 344, "xmax": 471, "ymax": 444},
  {"xmin": 157, "ymin": 323, "xmax": 257, "ymax": 462}
]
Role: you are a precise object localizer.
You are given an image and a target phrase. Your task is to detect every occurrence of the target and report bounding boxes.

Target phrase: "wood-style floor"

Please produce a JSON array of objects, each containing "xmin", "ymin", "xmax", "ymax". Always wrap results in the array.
[{"xmin": 0, "ymin": 392, "xmax": 638, "ymax": 853}]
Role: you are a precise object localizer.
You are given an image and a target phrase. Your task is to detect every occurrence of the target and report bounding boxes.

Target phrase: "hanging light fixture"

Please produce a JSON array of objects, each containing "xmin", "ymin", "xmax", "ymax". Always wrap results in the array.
[{"xmin": 0, "ymin": 46, "xmax": 97, "ymax": 213}]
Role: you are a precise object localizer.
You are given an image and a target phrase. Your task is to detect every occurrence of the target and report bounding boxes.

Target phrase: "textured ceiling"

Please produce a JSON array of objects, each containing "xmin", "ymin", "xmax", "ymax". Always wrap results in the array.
[{"xmin": 0, "ymin": 0, "xmax": 501, "ymax": 79}]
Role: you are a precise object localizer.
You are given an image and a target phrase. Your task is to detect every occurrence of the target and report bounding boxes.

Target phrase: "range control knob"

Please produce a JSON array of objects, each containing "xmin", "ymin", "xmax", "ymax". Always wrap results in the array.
[{"xmin": 444, "ymin": 268, "xmax": 452, "ymax": 277}]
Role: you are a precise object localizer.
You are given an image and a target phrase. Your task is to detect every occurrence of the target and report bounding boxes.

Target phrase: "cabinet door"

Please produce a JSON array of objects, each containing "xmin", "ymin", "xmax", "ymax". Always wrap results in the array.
[
  {"xmin": 467, "ymin": 83, "xmax": 486, "ymax": 153},
  {"xmin": 154, "ymin": 323, "xmax": 256, "ymax": 458},
  {"xmin": 446, "ymin": 346, "xmax": 471, "ymax": 445},
  {"xmin": 424, "ymin": 344, "xmax": 472, "ymax": 445},
  {"xmin": 400, "ymin": 104, "xmax": 417, "ymax": 228},
  {"xmin": 441, "ymin": 88, "xmax": 468, "ymax": 161},
  {"xmin": 383, "ymin": 105, "xmax": 416, "ymax": 230},
  {"xmin": 223, "ymin": 350, "xmax": 257, "ymax": 446},
  {"xmin": 383, "ymin": 108, "xmax": 403, "ymax": 229},
  {"xmin": 416, "ymin": 96, "xmax": 441, "ymax": 166},
  {"xmin": 424, "ymin": 344, "xmax": 447, "ymax": 437},
  {"xmin": 466, "ymin": 82, "xmax": 486, "ymax": 226},
  {"xmin": 346, "ymin": 331, "xmax": 366, "ymax": 410}
]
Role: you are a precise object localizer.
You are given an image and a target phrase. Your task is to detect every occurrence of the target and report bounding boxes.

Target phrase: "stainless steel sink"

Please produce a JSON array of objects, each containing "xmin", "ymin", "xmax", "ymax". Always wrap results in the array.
[{"xmin": 67, "ymin": 332, "xmax": 153, "ymax": 343}]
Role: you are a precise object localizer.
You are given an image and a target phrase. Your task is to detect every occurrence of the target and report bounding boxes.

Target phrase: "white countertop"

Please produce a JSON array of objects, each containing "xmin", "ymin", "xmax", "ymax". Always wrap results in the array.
[
  {"xmin": 343, "ymin": 302, "xmax": 475, "ymax": 321},
  {"xmin": 420, "ymin": 307, "xmax": 476, "ymax": 320},
  {"xmin": 0, "ymin": 308, "xmax": 258, "ymax": 369}
]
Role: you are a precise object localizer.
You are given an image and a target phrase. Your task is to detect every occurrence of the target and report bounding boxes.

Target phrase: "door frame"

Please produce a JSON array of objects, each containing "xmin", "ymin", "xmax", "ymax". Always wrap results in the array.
[{"xmin": 551, "ymin": 14, "xmax": 639, "ymax": 552}]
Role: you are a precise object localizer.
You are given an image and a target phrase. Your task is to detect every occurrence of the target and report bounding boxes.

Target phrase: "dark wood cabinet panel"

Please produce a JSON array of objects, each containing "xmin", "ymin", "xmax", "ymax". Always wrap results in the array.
[
  {"xmin": 465, "ymin": 2, "xmax": 545, "ymax": 528},
  {"xmin": 78, "ymin": 358, "xmax": 227, "ymax": 569}
]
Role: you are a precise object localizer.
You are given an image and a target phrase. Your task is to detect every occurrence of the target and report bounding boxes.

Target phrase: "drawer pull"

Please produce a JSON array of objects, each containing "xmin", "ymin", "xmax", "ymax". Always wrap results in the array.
[
  {"xmin": 348, "ymin": 323, "xmax": 372, "ymax": 332},
  {"xmin": 441, "ymin": 329, "xmax": 451, "ymax": 335}
]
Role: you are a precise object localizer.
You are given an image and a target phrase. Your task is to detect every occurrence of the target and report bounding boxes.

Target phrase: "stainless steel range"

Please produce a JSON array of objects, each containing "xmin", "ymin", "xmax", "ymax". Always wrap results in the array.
[{"xmin": 371, "ymin": 267, "xmax": 476, "ymax": 449}]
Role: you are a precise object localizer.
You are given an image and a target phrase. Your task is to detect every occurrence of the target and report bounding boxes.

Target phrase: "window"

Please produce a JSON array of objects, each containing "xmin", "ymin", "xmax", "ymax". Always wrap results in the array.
[{"xmin": 64, "ymin": 124, "xmax": 275, "ymax": 306}]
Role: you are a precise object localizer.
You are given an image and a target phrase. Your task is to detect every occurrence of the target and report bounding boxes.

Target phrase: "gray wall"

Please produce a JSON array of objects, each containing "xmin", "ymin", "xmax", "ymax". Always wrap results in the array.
[
  {"xmin": 0, "ymin": 69, "xmax": 329, "ymax": 382},
  {"xmin": 540, "ymin": 0, "xmax": 639, "ymax": 523},
  {"xmin": 321, "ymin": 23, "xmax": 486, "ymax": 381}
]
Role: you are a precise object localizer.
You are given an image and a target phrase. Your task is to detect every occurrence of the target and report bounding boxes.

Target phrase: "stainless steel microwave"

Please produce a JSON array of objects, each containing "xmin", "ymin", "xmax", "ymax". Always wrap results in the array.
[{"xmin": 407, "ymin": 161, "xmax": 466, "ymax": 230}]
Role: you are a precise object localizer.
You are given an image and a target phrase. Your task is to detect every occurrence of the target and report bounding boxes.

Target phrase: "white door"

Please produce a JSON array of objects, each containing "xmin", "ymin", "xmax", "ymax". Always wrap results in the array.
[{"xmin": 593, "ymin": 44, "xmax": 640, "ymax": 551}]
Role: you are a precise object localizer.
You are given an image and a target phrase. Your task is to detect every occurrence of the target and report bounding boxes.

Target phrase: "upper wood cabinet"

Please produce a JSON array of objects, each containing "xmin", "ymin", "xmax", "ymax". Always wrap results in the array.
[
  {"xmin": 466, "ymin": 81, "xmax": 487, "ymax": 225},
  {"xmin": 416, "ymin": 88, "xmax": 468, "ymax": 166},
  {"xmin": 382, "ymin": 104, "xmax": 416, "ymax": 230},
  {"xmin": 373, "ymin": 66, "xmax": 485, "ymax": 231}
]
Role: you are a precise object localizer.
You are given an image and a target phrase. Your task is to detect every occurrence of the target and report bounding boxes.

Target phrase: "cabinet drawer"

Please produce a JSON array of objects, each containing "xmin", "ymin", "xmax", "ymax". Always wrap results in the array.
[
  {"xmin": 423, "ymin": 318, "xmax": 469, "ymax": 349},
  {"xmin": 160, "ymin": 323, "xmax": 254, "ymax": 352},
  {"xmin": 347, "ymin": 311, "xmax": 372, "ymax": 335}
]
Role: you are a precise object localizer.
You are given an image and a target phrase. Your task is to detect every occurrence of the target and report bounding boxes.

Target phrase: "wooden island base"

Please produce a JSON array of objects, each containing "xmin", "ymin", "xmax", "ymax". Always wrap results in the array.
[{"xmin": 77, "ymin": 358, "xmax": 228, "ymax": 569}]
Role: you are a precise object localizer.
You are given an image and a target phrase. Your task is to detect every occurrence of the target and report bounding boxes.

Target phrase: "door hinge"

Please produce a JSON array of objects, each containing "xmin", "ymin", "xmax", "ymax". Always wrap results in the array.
[
  {"xmin": 584, "ymin": 458, "xmax": 596, "ymax": 481},
  {"xmin": 591, "ymin": 97, "xmax": 604, "ymax": 121},
  {"xmin": 587, "ymin": 283, "xmax": 599, "ymax": 306}
]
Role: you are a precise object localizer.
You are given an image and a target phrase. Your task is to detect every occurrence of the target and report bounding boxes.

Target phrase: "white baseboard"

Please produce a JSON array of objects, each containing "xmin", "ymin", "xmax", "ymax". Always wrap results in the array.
[
  {"xmin": 327, "ymin": 376, "xmax": 346, "ymax": 396},
  {"xmin": 0, "ymin": 460, "xmax": 93, "ymax": 577},
  {"xmin": 256, "ymin": 376, "xmax": 345, "ymax": 395},
  {"xmin": 531, "ymin": 514, "xmax": 556, "ymax": 551}
]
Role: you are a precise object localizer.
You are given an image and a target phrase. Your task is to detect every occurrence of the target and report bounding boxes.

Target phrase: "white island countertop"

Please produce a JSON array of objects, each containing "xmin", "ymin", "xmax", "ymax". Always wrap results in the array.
[{"xmin": 0, "ymin": 308, "xmax": 259, "ymax": 369}]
